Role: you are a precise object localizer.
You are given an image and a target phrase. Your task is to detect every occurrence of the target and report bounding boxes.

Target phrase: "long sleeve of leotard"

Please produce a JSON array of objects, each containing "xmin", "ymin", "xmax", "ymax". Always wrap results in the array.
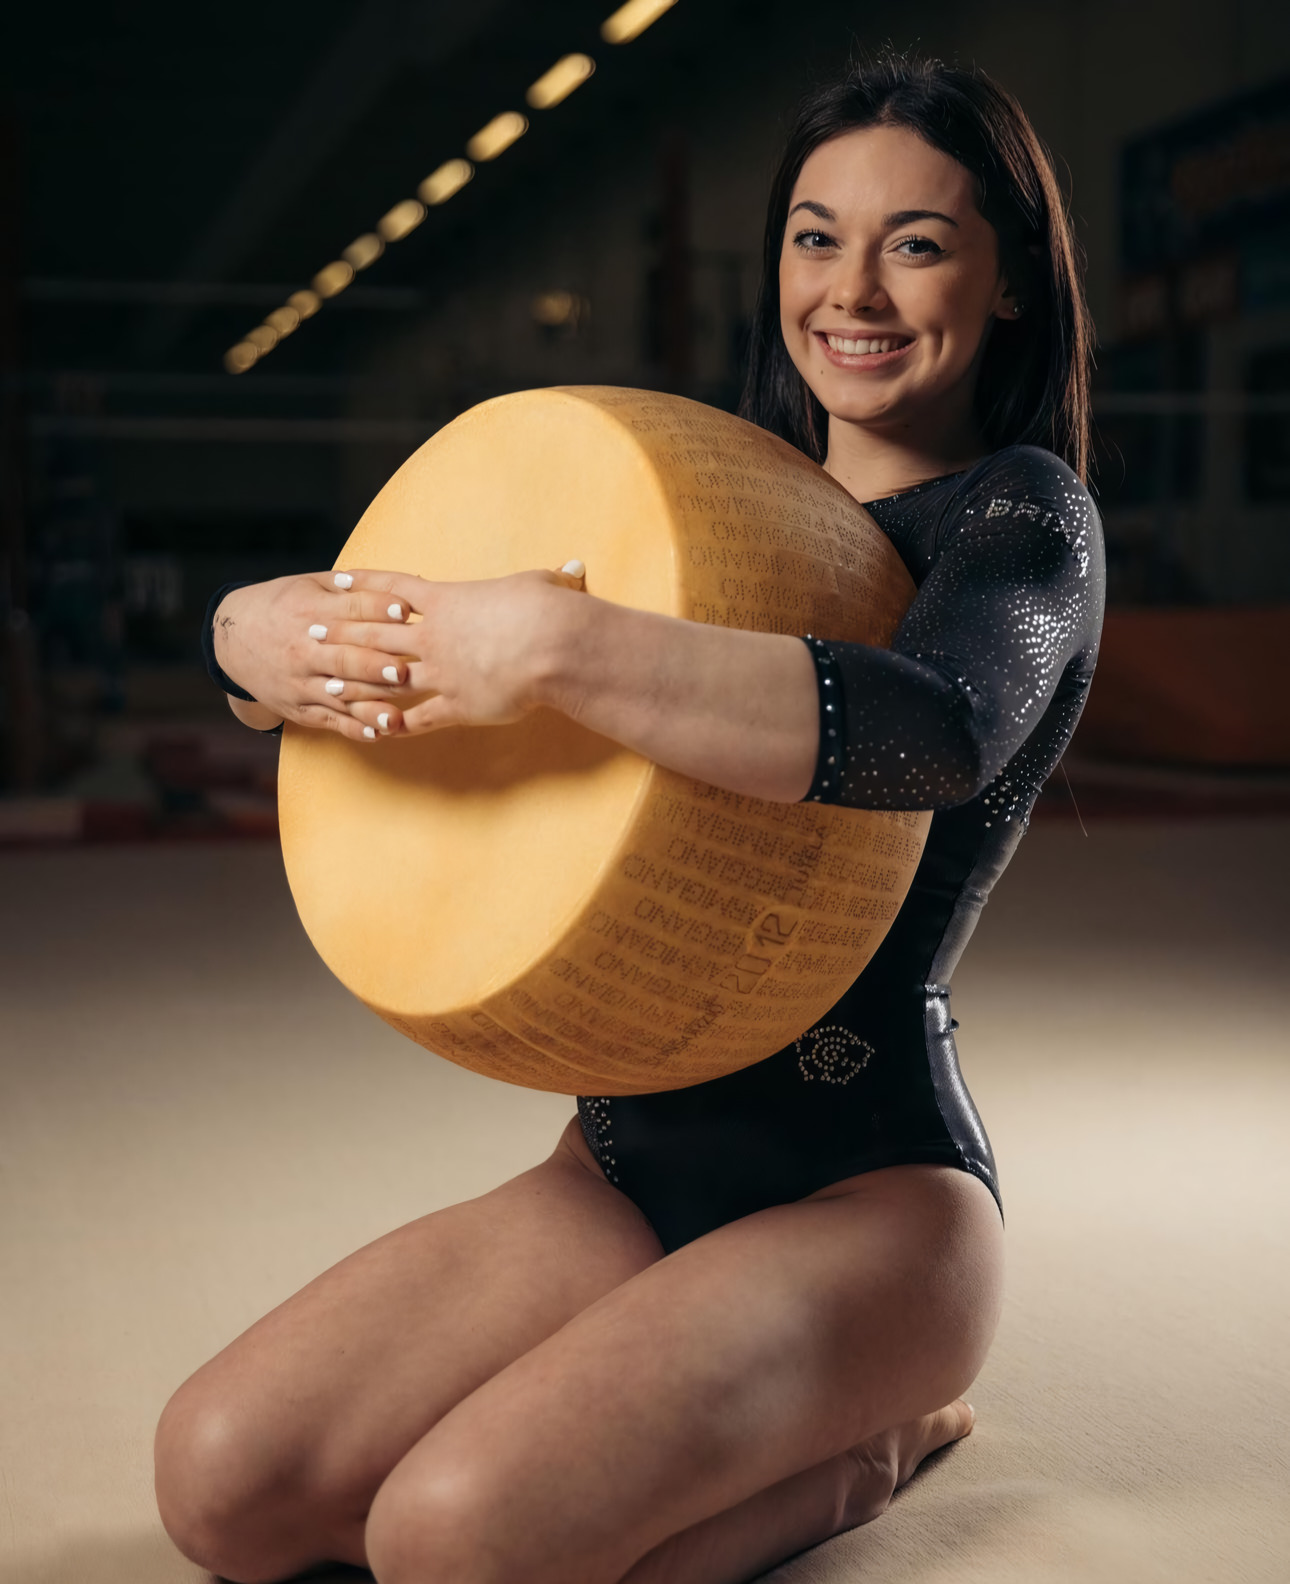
[{"xmin": 801, "ymin": 445, "xmax": 1102, "ymax": 811}]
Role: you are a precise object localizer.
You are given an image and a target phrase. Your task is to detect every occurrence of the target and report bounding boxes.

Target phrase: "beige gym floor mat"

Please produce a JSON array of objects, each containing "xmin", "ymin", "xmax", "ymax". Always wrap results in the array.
[{"xmin": 2, "ymin": 820, "xmax": 1286, "ymax": 1583}]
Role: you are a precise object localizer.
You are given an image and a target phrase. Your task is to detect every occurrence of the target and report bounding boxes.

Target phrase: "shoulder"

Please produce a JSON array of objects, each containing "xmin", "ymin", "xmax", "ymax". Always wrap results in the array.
[
  {"xmin": 939, "ymin": 444, "xmax": 1101, "ymax": 573},
  {"xmin": 956, "ymin": 444, "xmax": 1094, "ymax": 520}
]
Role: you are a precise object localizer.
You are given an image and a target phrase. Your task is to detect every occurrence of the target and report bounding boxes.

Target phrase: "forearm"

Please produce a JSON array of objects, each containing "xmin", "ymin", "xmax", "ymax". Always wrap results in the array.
[{"xmin": 536, "ymin": 594, "xmax": 820, "ymax": 803}]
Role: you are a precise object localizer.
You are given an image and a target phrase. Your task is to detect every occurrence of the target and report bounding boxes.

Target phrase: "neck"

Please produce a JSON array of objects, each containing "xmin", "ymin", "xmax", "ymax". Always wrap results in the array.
[{"xmin": 822, "ymin": 397, "xmax": 986, "ymax": 503}]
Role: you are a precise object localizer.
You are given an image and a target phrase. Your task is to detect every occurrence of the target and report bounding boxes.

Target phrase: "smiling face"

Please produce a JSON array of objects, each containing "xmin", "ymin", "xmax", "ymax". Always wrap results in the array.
[{"xmin": 779, "ymin": 122, "xmax": 1018, "ymax": 460}]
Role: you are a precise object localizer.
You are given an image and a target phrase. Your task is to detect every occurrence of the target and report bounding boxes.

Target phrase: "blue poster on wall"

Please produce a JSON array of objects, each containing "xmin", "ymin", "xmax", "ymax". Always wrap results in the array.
[
  {"xmin": 1121, "ymin": 76, "xmax": 1290, "ymax": 274},
  {"xmin": 1120, "ymin": 75, "xmax": 1290, "ymax": 320}
]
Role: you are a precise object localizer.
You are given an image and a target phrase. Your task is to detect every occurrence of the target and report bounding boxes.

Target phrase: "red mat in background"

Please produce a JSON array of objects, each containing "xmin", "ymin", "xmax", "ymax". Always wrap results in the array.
[
  {"xmin": 1073, "ymin": 605, "xmax": 1290, "ymax": 767},
  {"xmin": 5, "ymin": 607, "xmax": 1290, "ymax": 844}
]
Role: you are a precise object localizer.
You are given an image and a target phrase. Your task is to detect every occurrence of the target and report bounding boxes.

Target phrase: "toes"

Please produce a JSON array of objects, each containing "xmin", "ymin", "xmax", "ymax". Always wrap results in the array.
[
  {"xmin": 936, "ymin": 1398, "xmax": 975, "ymax": 1447},
  {"xmin": 840, "ymin": 1401, "xmax": 978, "ymax": 1533},
  {"xmin": 893, "ymin": 1400, "xmax": 974, "ymax": 1490}
]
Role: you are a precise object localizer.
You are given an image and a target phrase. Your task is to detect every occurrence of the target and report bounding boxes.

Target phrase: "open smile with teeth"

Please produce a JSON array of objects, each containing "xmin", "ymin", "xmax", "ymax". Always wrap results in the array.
[{"xmin": 822, "ymin": 333, "xmax": 913, "ymax": 354}]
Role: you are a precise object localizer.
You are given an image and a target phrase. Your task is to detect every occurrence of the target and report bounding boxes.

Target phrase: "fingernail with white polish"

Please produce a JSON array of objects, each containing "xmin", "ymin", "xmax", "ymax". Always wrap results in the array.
[
  {"xmin": 387, "ymin": 603, "xmax": 403, "ymax": 619},
  {"xmin": 378, "ymin": 713, "xmax": 391, "ymax": 732},
  {"xmin": 308, "ymin": 624, "xmax": 328, "ymax": 640},
  {"xmin": 561, "ymin": 559, "xmax": 585, "ymax": 578},
  {"xmin": 382, "ymin": 665, "xmax": 399, "ymax": 683},
  {"xmin": 325, "ymin": 678, "xmax": 344, "ymax": 696},
  {"xmin": 363, "ymin": 725, "xmax": 376, "ymax": 739},
  {"xmin": 334, "ymin": 572, "xmax": 353, "ymax": 589}
]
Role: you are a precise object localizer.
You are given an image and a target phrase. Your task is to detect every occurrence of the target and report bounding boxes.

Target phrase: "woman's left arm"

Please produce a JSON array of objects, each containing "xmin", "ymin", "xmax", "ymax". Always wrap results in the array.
[
  {"xmin": 800, "ymin": 454, "xmax": 1105, "ymax": 811},
  {"xmin": 327, "ymin": 453, "xmax": 1102, "ymax": 810},
  {"xmin": 324, "ymin": 566, "xmax": 822, "ymax": 803},
  {"xmin": 538, "ymin": 592, "xmax": 822, "ymax": 802}
]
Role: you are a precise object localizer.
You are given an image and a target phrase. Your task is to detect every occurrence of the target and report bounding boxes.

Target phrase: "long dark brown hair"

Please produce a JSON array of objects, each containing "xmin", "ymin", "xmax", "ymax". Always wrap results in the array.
[{"xmin": 739, "ymin": 55, "xmax": 1094, "ymax": 480}]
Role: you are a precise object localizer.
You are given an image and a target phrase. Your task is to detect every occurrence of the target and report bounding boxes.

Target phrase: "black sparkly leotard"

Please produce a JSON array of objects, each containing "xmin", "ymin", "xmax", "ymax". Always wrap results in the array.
[{"xmin": 575, "ymin": 444, "xmax": 1105, "ymax": 1253}]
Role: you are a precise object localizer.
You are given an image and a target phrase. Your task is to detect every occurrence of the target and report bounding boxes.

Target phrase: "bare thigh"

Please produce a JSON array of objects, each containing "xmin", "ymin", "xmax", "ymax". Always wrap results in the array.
[
  {"xmin": 154, "ymin": 1116, "xmax": 663, "ymax": 1579},
  {"xmin": 365, "ymin": 1161, "xmax": 1004, "ymax": 1584}
]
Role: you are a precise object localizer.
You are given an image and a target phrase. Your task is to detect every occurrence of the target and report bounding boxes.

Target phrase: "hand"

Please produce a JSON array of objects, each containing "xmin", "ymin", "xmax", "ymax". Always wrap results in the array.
[
  {"xmin": 212, "ymin": 573, "xmax": 419, "ymax": 742},
  {"xmin": 315, "ymin": 561, "xmax": 588, "ymax": 735}
]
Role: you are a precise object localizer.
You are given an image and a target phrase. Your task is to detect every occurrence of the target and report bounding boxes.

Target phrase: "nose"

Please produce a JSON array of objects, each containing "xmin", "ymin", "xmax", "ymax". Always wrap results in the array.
[{"xmin": 831, "ymin": 256, "xmax": 889, "ymax": 317}]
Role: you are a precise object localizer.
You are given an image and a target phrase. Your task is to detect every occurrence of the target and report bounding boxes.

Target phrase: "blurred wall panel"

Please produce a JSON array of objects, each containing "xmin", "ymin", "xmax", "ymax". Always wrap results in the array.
[{"xmin": 6, "ymin": 0, "xmax": 1290, "ymax": 811}]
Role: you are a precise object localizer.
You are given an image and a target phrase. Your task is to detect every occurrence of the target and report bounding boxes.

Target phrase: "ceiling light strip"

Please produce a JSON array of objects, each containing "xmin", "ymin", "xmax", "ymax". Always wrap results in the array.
[
  {"xmin": 527, "ymin": 54, "xmax": 595, "ymax": 110},
  {"xmin": 419, "ymin": 159, "xmax": 474, "ymax": 207},
  {"xmin": 466, "ymin": 111, "xmax": 529, "ymax": 163},
  {"xmin": 601, "ymin": 0, "xmax": 677, "ymax": 45},
  {"xmin": 226, "ymin": 3, "xmax": 676, "ymax": 373}
]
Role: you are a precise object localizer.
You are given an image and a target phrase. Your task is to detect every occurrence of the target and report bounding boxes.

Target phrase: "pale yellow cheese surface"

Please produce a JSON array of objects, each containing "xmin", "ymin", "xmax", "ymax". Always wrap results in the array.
[{"xmin": 279, "ymin": 388, "xmax": 930, "ymax": 1094}]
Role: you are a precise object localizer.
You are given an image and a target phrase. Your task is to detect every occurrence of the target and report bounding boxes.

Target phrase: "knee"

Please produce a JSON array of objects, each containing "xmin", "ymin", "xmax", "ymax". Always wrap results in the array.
[
  {"xmin": 365, "ymin": 1458, "xmax": 515, "ymax": 1584},
  {"xmin": 153, "ymin": 1377, "xmax": 305, "ymax": 1584}
]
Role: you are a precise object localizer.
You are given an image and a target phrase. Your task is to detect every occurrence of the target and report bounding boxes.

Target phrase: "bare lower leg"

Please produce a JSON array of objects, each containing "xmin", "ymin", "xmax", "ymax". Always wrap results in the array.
[
  {"xmin": 242, "ymin": 1402, "xmax": 972, "ymax": 1584},
  {"xmin": 618, "ymin": 1402, "xmax": 974, "ymax": 1584}
]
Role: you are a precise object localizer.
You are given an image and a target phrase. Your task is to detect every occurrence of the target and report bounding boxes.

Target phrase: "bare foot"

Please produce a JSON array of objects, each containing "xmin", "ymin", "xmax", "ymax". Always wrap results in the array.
[{"xmin": 841, "ymin": 1400, "xmax": 975, "ymax": 1528}]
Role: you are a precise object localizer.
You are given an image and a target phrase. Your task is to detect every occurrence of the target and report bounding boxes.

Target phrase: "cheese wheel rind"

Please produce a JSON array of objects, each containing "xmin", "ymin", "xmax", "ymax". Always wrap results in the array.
[{"xmin": 280, "ymin": 388, "xmax": 930, "ymax": 1094}]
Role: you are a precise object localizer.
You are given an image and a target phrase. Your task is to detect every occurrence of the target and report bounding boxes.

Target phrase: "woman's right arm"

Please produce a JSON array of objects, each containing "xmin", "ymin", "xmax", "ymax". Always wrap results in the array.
[{"xmin": 208, "ymin": 575, "xmax": 414, "ymax": 742}]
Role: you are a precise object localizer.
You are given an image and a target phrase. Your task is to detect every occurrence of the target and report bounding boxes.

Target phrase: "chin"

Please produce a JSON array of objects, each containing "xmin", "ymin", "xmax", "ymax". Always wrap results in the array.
[{"xmin": 814, "ymin": 388, "xmax": 910, "ymax": 427}]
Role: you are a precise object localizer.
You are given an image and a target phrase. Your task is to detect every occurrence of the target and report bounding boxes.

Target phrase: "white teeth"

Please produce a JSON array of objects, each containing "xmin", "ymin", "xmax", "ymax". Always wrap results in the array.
[{"xmin": 825, "ymin": 335, "xmax": 907, "ymax": 355}]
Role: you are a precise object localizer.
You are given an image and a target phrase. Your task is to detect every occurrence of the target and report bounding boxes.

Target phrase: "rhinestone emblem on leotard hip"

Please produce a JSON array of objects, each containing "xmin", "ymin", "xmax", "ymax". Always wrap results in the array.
[{"xmin": 795, "ymin": 1025, "xmax": 875, "ymax": 1084}]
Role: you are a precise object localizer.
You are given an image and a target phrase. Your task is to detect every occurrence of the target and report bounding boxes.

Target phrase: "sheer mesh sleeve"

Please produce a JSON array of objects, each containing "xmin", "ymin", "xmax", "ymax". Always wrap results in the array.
[{"xmin": 801, "ymin": 446, "xmax": 1102, "ymax": 810}]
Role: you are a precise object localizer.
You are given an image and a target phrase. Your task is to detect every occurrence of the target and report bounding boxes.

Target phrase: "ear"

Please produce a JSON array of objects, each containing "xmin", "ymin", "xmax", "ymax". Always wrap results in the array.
[
  {"xmin": 993, "ymin": 243, "xmax": 1043, "ymax": 322},
  {"xmin": 991, "ymin": 278, "xmax": 1023, "ymax": 323}
]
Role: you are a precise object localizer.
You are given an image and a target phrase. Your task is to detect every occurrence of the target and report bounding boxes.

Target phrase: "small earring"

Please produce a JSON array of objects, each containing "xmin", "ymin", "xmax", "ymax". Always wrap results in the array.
[{"xmin": 1013, "ymin": 302, "xmax": 1024, "ymax": 316}]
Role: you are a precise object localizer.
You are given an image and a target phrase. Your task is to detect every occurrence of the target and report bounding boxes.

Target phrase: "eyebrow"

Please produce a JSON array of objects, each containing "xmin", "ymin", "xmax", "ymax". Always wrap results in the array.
[
  {"xmin": 886, "ymin": 208, "xmax": 959, "ymax": 228},
  {"xmin": 787, "ymin": 201, "xmax": 960, "ymax": 229}
]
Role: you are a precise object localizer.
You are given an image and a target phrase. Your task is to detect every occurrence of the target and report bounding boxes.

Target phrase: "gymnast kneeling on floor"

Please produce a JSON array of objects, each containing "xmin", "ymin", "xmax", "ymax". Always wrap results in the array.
[{"xmin": 156, "ymin": 53, "xmax": 1104, "ymax": 1584}]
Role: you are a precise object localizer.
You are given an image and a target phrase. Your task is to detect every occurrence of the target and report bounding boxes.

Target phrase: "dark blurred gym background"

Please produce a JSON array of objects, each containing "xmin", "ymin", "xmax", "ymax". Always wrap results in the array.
[{"xmin": 2, "ymin": 0, "xmax": 1288, "ymax": 843}]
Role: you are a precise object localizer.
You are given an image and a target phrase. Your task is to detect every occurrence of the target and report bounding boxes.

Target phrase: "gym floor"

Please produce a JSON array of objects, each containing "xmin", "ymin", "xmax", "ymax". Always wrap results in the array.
[{"xmin": 2, "ymin": 818, "xmax": 1286, "ymax": 1584}]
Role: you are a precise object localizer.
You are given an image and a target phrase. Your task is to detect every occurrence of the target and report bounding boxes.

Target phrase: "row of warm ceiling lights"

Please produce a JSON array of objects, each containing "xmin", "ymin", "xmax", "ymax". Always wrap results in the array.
[{"xmin": 224, "ymin": 0, "xmax": 678, "ymax": 373}]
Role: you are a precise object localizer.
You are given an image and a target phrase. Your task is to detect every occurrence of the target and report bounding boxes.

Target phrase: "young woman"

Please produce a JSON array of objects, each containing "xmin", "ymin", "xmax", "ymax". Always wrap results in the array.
[{"xmin": 158, "ymin": 56, "xmax": 1102, "ymax": 1584}]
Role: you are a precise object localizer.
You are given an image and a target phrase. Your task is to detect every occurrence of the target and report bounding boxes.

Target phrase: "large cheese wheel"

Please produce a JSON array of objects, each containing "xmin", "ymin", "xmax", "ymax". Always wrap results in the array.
[{"xmin": 279, "ymin": 388, "xmax": 930, "ymax": 1095}]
